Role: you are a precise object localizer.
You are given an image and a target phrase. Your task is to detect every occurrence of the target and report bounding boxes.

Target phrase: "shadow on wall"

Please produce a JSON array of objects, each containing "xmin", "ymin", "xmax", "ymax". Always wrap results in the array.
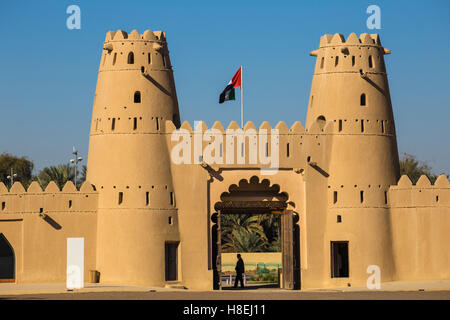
[{"xmin": 41, "ymin": 214, "xmax": 62, "ymax": 230}]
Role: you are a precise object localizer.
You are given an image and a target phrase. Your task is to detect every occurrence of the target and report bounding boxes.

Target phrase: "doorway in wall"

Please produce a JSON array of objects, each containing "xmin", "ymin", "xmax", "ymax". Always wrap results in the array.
[
  {"xmin": 0, "ymin": 234, "xmax": 15, "ymax": 283},
  {"xmin": 331, "ymin": 241, "xmax": 349, "ymax": 278},
  {"xmin": 211, "ymin": 176, "xmax": 300, "ymax": 290},
  {"xmin": 165, "ymin": 242, "xmax": 179, "ymax": 281}
]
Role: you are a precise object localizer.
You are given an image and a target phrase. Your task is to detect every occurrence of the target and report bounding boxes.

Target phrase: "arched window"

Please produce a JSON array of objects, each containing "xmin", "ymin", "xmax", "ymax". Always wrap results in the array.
[
  {"xmin": 112, "ymin": 52, "xmax": 117, "ymax": 65},
  {"xmin": 368, "ymin": 55, "xmax": 374, "ymax": 68},
  {"xmin": 320, "ymin": 57, "xmax": 324, "ymax": 69},
  {"xmin": 360, "ymin": 93, "xmax": 366, "ymax": 106},
  {"xmin": 148, "ymin": 53, "xmax": 151, "ymax": 64},
  {"xmin": 316, "ymin": 115, "xmax": 326, "ymax": 130},
  {"xmin": 134, "ymin": 91, "xmax": 141, "ymax": 103},
  {"xmin": 127, "ymin": 52, "xmax": 134, "ymax": 64},
  {"xmin": 335, "ymin": 56, "xmax": 339, "ymax": 67},
  {"xmin": 351, "ymin": 56, "xmax": 355, "ymax": 66}
]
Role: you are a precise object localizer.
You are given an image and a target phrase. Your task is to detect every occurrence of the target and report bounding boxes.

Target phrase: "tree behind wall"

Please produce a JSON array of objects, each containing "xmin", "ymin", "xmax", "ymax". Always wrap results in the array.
[
  {"xmin": 399, "ymin": 153, "xmax": 442, "ymax": 184},
  {"xmin": 36, "ymin": 164, "xmax": 75, "ymax": 190},
  {"xmin": 0, "ymin": 153, "xmax": 34, "ymax": 189}
]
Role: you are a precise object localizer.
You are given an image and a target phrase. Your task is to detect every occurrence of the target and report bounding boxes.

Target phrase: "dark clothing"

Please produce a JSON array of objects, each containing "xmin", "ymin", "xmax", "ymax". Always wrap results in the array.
[
  {"xmin": 235, "ymin": 258, "xmax": 245, "ymax": 274},
  {"xmin": 234, "ymin": 258, "xmax": 245, "ymax": 288},
  {"xmin": 234, "ymin": 273, "xmax": 244, "ymax": 288}
]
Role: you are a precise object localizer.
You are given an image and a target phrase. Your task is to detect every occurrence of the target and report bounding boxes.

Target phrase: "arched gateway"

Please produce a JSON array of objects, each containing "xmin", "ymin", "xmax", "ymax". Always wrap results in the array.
[
  {"xmin": 211, "ymin": 176, "xmax": 300, "ymax": 290},
  {"xmin": 0, "ymin": 234, "xmax": 15, "ymax": 283}
]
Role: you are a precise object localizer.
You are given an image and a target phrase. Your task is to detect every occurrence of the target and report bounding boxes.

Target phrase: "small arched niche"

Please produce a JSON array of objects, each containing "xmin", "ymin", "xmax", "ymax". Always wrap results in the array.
[
  {"xmin": 127, "ymin": 52, "xmax": 134, "ymax": 64},
  {"xmin": 316, "ymin": 115, "xmax": 326, "ymax": 129}
]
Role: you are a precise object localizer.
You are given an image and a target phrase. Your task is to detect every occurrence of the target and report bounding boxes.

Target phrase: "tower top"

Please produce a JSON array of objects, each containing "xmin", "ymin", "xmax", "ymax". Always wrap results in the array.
[
  {"xmin": 310, "ymin": 33, "xmax": 391, "ymax": 56},
  {"xmin": 104, "ymin": 29, "xmax": 167, "ymax": 43}
]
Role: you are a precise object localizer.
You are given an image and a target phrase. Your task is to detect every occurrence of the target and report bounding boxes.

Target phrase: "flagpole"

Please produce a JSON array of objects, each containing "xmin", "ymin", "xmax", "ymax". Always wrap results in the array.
[{"xmin": 240, "ymin": 66, "xmax": 243, "ymax": 129}]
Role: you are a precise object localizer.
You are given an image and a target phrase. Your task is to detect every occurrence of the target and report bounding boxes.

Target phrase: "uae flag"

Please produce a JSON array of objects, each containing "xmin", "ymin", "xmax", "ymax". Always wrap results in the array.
[{"xmin": 219, "ymin": 67, "xmax": 242, "ymax": 103}]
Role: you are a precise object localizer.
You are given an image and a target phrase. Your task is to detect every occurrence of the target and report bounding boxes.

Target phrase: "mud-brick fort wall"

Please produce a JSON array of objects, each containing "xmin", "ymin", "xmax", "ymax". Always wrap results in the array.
[
  {"xmin": 0, "ymin": 181, "xmax": 98, "ymax": 283},
  {"xmin": 388, "ymin": 174, "xmax": 450, "ymax": 281}
]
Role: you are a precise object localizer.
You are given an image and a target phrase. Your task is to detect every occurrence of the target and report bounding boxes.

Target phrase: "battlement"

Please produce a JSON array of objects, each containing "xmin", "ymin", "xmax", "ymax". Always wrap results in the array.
[
  {"xmin": 165, "ymin": 119, "xmax": 334, "ymax": 170},
  {"xmin": 317, "ymin": 33, "xmax": 383, "ymax": 48},
  {"xmin": 388, "ymin": 175, "xmax": 450, "ymax": 208},
  {"xmin": 0, "ymin": 181, "xmax": 98, "ymax": 215},
  {"xmin": 165, "ymin": 119, "xmax": 336, "ymax": 135},
  {"xmin": 104, "ymin": 29, "xmax": 166, "ymax": 43}
]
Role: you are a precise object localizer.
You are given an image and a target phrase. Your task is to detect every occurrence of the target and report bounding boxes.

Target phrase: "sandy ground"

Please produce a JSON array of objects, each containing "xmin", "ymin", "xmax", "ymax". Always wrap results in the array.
[
  {"xmin": 2, "ymin": 289, "xmax": 450, "ymax": 300},
  {"xmin": 2, "ymin": 280, "xmax": 450, "ymax": 300}
]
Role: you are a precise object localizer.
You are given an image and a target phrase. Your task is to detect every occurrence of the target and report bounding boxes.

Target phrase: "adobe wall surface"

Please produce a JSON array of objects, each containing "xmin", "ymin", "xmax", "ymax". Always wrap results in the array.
[
  {"xmin": 0, "ymin": 181, "xmax": 98, "ymax": 283},
  {"xmin": 389, "ymin": 175, "xmax": 450, "ymax": 281}
]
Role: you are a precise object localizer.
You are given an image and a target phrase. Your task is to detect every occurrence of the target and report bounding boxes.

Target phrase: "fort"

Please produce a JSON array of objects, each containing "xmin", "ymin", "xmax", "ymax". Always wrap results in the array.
[{"xmin": 0, "ymin": 30, "xmax": 449, "ymax": 290}]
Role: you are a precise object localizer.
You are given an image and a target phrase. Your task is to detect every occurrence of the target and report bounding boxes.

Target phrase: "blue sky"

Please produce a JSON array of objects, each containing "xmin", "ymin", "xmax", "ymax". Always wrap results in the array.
[{"xmin": 0, "ymin": 0, "xmax": 449, "ymax": 175}]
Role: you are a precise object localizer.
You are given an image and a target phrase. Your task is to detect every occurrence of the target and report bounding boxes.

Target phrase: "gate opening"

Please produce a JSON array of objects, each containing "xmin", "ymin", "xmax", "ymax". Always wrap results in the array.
[
  {"xmin": 211, "ymin": 177, "xmax": 300, "ymax": 290},
  {"xmin": 0, "ymin": 234, "xmax": 15, "ymax": 283}
]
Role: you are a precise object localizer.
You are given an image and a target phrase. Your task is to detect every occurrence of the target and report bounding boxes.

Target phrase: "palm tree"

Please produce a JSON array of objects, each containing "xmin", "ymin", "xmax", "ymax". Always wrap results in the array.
[
  {"xmin": 221, "ymin": 213, "xmax": 268, "ymax": 252},
  {"xmin": 223, "ymin": 228, "xmax": 267, "ymax": 253},
  {"xmin": 79, "ymin": 165, "xmax": 87, "ymax": 184},
  {"xmin": 36, "ymin": 164, "xmax": 75, "ymax": 190}
]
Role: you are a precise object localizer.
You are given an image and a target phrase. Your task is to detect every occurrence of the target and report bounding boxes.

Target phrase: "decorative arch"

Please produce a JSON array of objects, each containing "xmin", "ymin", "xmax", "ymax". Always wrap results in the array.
[{"xmin": 211, "ymin": 176, "xmax": 300, "ymax": 290}]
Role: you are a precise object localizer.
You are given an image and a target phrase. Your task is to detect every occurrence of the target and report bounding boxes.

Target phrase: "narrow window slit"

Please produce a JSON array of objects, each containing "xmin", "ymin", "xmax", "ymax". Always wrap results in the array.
[{"xmin": 360, "ymin": 93, "xmax": 366, "ymax": 106}]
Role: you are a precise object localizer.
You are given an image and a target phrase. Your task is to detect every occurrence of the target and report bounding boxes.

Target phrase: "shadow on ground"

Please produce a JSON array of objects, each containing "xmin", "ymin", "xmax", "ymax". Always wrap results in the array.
[{"xmin": 222, "ymin": 283, "xmax": 279, "ymax": 290}]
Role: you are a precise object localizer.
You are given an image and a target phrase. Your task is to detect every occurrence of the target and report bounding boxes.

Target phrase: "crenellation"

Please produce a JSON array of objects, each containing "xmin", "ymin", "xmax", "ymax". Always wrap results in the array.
[{"xmin": 389, "ymin": 175, "xmax": 450, "ymax": 209}]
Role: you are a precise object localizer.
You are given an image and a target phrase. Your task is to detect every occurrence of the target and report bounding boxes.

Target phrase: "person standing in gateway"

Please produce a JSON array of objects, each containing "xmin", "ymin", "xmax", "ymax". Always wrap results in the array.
[{"xmin": 234, "ymin": 254, "xmax": 245, "ymax": 288}]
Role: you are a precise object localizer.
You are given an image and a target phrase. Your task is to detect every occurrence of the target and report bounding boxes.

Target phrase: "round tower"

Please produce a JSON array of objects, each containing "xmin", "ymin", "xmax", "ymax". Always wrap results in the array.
[
  {"xmin": 306, "ymin": 33, "xmax": 400, "ymax": 285},
  {"xmin": 87, "ymin": 29, "xmax": 181, "ymax": 285}
]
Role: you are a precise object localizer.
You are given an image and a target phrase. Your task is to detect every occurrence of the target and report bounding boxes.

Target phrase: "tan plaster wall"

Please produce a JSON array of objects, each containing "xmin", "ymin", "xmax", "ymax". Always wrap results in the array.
[
  {"xmin": 389, "ymin": 175, "xmax": 450, "ymax": 281},
  {"xmin": 0, "ymin": 181, "xmax": 98, "ymax": 283}
]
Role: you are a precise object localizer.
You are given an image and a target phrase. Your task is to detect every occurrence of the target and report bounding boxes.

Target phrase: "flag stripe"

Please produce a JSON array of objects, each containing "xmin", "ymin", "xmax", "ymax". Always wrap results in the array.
[
  {"xmin": 219, "ymin": 67, "xmax": 241, "ymax": 103},
  {"xmin": 219, "ymin": 84, "xmax": 235, "ymax": 103}
]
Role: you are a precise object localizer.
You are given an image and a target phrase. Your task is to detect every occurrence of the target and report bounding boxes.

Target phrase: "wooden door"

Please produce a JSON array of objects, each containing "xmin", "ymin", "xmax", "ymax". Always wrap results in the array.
[
  {"xmin": 215, "ymin": 210, "xmax": 222, "ymax": 290},
  {"xmin": 281, "ymin": 210, "xmax": 294, "ymax": 289}
]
